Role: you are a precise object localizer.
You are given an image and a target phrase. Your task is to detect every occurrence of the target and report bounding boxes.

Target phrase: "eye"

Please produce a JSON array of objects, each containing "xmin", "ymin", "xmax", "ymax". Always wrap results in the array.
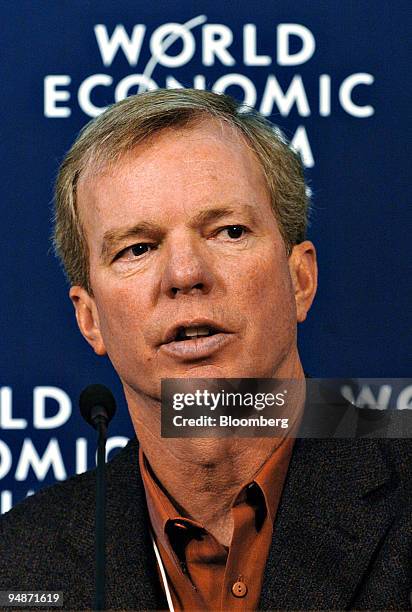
[
  {"xmin": 217, "ymin": 225, "xmax": 248, "ymax": 240},
  {"xmin": 130, "ymin": 243, "xmax": 152, "ymax": 256},
  {"xmin": 114, "ymin": 243, "xmax": 155, "ymax": 261}
]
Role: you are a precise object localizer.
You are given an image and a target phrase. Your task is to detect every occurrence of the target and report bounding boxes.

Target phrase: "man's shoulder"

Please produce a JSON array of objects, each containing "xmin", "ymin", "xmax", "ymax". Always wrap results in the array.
[
  {"xmin": 288, "ymin": 436, "xmax": 412, "ymax": 502},
  {"xmin": 0, "ymin": 468, "xmax": 94, "ymax": 544},
  {"xmin": 0, "ymin": 436, "xmax": 140, "ymax": 541},
  {"xmin": 297, "ymin": 436, "xmax": 412, "ymax": 468},
  {"xmin": 0, "ymin": 468, "xmax": 98, "ymax": 601},
  {"xmin": 0, "ymin": 437, "xmax": 144, "ymax": 596}
]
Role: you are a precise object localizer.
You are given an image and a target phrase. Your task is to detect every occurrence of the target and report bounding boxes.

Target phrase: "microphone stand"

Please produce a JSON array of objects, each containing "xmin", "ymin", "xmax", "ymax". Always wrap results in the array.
[
  {"xmin": 95, "ymin": 416, "xmax": 107, "ymax": 611},
  {"xmin": 79, "ymin": 385, "xmax": 117, "ymax": 611}
]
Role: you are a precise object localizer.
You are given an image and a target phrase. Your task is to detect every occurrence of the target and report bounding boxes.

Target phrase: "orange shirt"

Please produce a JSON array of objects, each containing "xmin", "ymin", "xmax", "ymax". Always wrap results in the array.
[{"xmin": 139, "ymin": 436, "xmax": 295, "ymax": 611}]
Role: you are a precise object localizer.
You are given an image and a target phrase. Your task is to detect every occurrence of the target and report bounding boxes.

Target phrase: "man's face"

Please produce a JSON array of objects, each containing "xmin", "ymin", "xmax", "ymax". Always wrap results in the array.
[{"xmin": 72, "ymin": 119, "xmax": 316, "ymax": 401}]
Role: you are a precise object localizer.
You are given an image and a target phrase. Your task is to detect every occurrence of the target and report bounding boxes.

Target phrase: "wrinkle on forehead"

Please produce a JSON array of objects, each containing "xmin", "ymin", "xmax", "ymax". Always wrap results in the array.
[{"xmin": 77, "ymin": 115, "xmax": 265, "ymax": 188}]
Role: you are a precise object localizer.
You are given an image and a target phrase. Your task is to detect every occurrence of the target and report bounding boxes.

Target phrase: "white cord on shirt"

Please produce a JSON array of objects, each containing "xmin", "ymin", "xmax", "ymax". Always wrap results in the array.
[{"xmin": 151, "ymin": 532, "xmax": 175, "ymax": 612}]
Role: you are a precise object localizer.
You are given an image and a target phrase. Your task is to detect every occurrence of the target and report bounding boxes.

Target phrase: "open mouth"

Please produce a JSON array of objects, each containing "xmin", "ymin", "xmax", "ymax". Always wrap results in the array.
[
  {"xmin": 160, "ymin": 322, "xmax": 232, "ymax": 360},
  {"xmin": 173, "ymin": 326, "xmax": 220, "ymax": 342}
]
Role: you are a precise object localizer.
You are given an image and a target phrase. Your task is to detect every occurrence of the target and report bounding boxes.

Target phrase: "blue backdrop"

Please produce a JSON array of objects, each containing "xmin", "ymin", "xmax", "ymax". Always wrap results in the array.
[{"xmin": 0, "ymin": 1, "xmax": 410, "ymax": 513}]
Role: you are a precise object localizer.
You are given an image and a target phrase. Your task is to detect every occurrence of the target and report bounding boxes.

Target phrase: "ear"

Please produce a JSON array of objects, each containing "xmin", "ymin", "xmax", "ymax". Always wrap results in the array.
[
  {"xmin": 288, "ymin": 241, "xmax": 318, "ymax": 323},
  {"xmin": 69, "ymin": 286, "xmax": 107, "ymax": 355}
]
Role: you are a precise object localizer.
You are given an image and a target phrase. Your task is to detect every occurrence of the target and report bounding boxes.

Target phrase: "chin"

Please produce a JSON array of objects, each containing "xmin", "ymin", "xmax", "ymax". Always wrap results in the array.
[{"xmin": 173, "ymin": 363, "xmax": 231, "ymax": 379}]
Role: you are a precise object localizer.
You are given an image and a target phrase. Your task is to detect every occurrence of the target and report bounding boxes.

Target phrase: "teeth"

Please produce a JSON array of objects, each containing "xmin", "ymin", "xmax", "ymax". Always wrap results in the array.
[{"xmin": 184, "ymin": 326, "xmax": 210, "ymax": 337}]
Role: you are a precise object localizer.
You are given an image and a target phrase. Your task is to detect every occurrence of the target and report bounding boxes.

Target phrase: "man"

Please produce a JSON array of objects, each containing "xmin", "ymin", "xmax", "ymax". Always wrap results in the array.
[{"xmin": 0, "ymin": 89, "xmax": 411, "ymax": 610}]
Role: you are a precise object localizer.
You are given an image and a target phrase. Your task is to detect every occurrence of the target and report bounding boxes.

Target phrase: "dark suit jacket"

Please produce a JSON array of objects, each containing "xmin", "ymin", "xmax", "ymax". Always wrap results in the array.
[{"xmin": 1, "ymin": 436, "xmax": 412, "ymax": 610}]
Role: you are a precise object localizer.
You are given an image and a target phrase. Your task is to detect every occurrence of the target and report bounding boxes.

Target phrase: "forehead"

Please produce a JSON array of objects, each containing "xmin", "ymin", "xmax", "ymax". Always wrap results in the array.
[{"xmin": 76, "ymin": 118, "xmax": 272, "ymax": 236}]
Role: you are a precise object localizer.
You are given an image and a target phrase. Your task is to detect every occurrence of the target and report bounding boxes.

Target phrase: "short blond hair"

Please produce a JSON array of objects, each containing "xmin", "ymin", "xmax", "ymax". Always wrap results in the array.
[{"xmin": 54, "ymin": 88, "xmax": 309, "ymax": 292}]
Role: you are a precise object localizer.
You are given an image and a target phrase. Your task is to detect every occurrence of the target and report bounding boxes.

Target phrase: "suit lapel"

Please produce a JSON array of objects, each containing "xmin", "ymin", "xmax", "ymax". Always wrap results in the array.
[{"xmin": 259, "ymin": 437, "xmax": 398, "ymax": 610}]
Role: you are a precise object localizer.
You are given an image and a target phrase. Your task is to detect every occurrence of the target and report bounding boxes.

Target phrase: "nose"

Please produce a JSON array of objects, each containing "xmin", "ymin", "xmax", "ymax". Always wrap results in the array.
[{"xmin": 160, "ymin": 234, "xmax": 214, "ymax": 298}]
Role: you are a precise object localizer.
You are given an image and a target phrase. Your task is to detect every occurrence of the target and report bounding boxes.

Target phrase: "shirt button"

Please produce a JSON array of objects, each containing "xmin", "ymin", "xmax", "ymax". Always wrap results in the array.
[
  {"xmin": 232, "ymin": 581, "xmax": 248, "ymax": 598},
  {"xmin": 173, "ymin": 521, "xmax": 187, "ymax": 529}
]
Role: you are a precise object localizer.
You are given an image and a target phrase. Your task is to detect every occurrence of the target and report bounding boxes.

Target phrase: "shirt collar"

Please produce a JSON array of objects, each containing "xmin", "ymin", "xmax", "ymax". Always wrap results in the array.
[{"xmin": 140, "ymin": 431, "xmax": 296, "ymax": 549}]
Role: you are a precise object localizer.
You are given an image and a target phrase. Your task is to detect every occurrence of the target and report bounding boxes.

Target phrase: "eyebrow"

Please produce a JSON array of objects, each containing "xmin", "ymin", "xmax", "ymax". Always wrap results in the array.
[
  {"xmin": 100, "ymin": 203, "xmax": 261, "ymax": 262},
  {"xmin": 101, "ymin": 222, "xmax": 163, "ymax": 262},
  {"xmin": 189, "ymin": 203, "xmax": 261, "ymax": 227}
]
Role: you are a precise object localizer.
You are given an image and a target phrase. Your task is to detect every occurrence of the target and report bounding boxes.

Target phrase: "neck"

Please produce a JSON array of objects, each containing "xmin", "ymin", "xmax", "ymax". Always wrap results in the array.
[{"xmin": 126, "ymin": 359, "xmax": 305, "ymax": 546}]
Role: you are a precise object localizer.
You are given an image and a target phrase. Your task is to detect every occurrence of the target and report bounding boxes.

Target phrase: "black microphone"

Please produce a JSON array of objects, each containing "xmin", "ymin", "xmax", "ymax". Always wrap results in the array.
[
  {"xmin": 79, "ymin": 384, "xmax": 117, "ymax": 611},
  {"xmin": 79, "ymin": 384, "xmax": 116, "ymax": 430}
]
